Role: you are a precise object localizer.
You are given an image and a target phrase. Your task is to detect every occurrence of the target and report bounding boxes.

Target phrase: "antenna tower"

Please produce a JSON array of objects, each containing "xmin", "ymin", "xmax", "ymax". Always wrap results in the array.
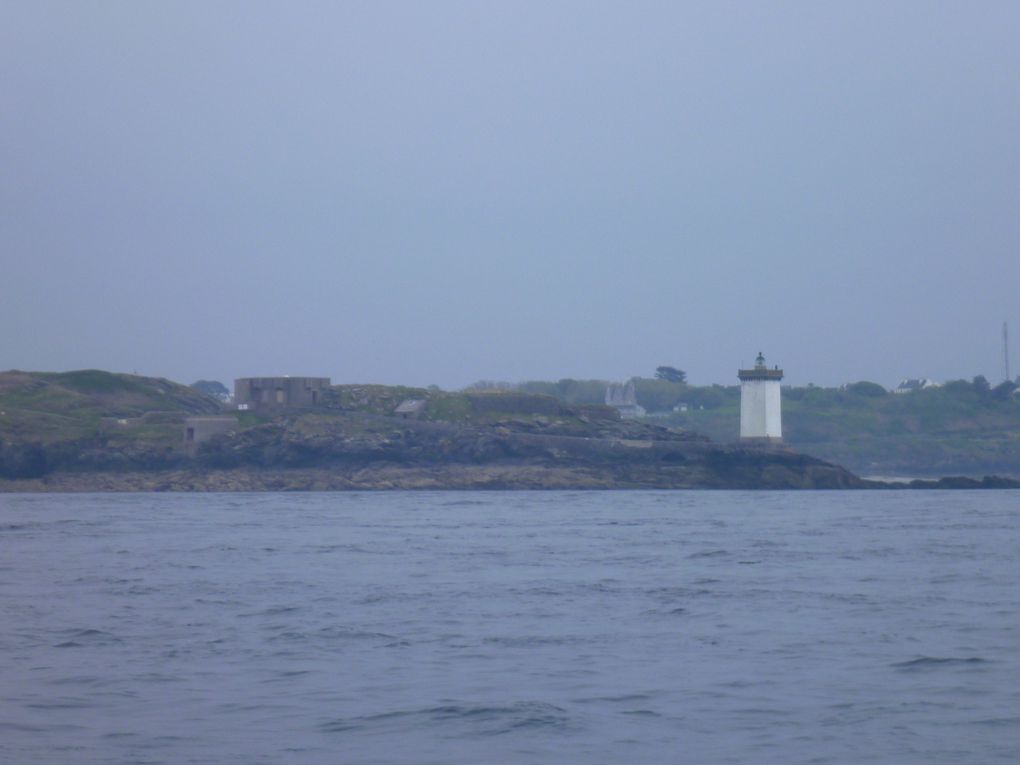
[{"xmin": 1004, "ymin": 321, "xmax": 1011, "ymax": 382}]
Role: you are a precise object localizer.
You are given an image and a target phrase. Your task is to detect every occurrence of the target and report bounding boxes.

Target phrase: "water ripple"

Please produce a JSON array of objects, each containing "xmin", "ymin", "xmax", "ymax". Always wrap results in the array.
[{"xmin": 320, "ymin": 701, "xmax": 572, "ymax": 736}]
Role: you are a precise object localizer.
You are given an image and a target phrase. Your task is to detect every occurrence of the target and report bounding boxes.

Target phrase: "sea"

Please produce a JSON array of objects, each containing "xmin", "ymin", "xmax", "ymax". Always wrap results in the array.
[{"xmin": 1, "ymin": 490, "xmax": 1018, "ymax": 764}]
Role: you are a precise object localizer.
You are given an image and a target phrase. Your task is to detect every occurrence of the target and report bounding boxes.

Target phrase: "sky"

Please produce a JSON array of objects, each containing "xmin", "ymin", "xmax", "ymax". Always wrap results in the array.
[{"xmin": 3, "ymin": 2, "xmax": 1019, "ymax": 390}]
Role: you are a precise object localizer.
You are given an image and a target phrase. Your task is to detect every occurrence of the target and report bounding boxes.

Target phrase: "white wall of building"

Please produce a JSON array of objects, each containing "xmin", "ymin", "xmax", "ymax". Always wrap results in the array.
[{"xmin": 740, "ymin": 379, "xmax": 782, "ymax": 439}]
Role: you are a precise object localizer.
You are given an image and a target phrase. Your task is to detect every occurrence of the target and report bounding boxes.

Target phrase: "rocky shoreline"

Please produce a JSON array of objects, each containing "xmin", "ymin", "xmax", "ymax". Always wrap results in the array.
[
  {"xmin": 0, "ymin": 455, "xmax": 866, "ymax": 493},
  {"xmin": 3, "ymin": 372, "xmax": 1018, "ymax": 493},
  {"xmin": 4, "ymin": 462, "xmax": 1017, "ymax": 493}
]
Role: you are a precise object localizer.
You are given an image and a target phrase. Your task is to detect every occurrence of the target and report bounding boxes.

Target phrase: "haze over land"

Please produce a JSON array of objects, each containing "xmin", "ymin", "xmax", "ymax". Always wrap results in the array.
[{"xmin": 3, "ymin": 2, "xmax": 1019, "ymax": 389}]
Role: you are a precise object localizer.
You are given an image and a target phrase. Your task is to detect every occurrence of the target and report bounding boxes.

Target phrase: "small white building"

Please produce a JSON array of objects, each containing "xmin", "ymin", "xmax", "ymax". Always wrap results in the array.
[
  {"xmin": 738, "ymin": 352, "xmax": 783, "ymax": 442},
  {"xmin": 605, "ymin": 380, "xmax": 646, "ymax": 420}
]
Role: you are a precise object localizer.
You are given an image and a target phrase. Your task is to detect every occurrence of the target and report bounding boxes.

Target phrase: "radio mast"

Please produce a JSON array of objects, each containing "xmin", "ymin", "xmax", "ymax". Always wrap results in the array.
[{"xmin": 1005, "ymin": 322, "xmax": 1011, "ymax": 382}]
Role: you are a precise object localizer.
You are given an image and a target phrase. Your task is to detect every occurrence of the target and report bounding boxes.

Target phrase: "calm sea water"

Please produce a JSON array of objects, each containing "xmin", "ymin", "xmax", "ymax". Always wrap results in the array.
[{"xmin": 1, "ymin": 490, "xmax": 1018, "ymax": 764}]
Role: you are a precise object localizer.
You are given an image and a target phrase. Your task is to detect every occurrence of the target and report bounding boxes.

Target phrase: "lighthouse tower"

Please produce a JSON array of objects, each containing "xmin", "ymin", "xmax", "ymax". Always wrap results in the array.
[{"xmin": 738, "ymin": 352, "xmax": 783, "ymax": 442}]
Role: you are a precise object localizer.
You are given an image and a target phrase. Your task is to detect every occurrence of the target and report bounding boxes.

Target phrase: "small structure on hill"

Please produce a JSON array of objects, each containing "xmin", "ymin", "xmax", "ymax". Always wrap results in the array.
[
  {"xmin": 234, "ymin": 377, "xmax": 331, "ymax": 411},
  {"xmin": 393, "ymin": 399, "xmax": 426, "ymax": 419},
  {"xmin": 605, "ymin": 380, "xmax": 646, "ymax": 420},
  {"xmin": 184, "ymin": 416, "xmax": 236, "ymax": 452},
  {"xmin": 738, "ymin": 352, "xmax": 783, "ymax": 442}
]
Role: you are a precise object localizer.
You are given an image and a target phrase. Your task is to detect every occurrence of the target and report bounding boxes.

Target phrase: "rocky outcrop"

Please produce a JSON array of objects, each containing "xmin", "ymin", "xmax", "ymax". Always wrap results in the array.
[
  {"xmin": 0, "ymin": 380, "xmax": 864, "ymax": 491},
  {"xmin": 902, "ymin": 475, "xmax": 1020, "ymax": 489},
  {"xmin": 0, "ymin": 409, "xmax": 865, "ymax": 491},
  {"xmin": 0, "ymin": 455, "xmax": 862, "ymax": 493},
  {"xmin": 4, "ymin": 373, "xmax": 1014, "ymax": 492}
]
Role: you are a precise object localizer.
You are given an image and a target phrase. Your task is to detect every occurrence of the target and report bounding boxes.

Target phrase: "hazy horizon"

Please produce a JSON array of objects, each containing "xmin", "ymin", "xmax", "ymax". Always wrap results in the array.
[
  {"xmin": 4, "ymin": 3, "xmax": 1019, "ymax": 390},
  {"xmin": 0, "ymin": 361, "xmax": 1003, "ymax": 395}
]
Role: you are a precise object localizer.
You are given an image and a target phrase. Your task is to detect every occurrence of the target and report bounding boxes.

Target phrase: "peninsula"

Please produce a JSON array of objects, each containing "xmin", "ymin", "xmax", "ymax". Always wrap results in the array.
[{"xmin": 0, "ymin": 370, "xmax": 873, "ymax": 492}]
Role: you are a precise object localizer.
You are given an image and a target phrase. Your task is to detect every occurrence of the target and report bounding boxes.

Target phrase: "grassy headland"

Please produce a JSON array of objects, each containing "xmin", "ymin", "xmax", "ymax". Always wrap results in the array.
[
  {"xmin": 511, "ymin": 376, "xmax": 1020, "ymax": 477},
  {"xmin": 0, "ymin": 370, "xmax": 863, "ymax": 490}
]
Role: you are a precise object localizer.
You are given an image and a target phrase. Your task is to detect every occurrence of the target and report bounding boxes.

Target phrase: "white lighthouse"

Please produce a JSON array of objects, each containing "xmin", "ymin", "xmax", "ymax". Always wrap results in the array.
[{"xmin": 738, "ymin": 352, "xmax": 783, "ymax": 442}]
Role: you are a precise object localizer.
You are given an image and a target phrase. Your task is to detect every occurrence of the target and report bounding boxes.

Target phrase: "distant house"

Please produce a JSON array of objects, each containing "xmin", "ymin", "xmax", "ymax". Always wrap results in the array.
[
  {"xmin": 393, "ymin": 399, "xmax": 426, "ymax": 419},
  {"xmin": 894, "ymin": 378, "xmax": 940, "ymax": 394},
  {"xmin": 605, "ymin": 380, "xmax": 646, "ymax": 420},
  {"xmin": 184, "ymin": 416, "xmax": 236, "ymax": 452},
  {"xmin": 234, "ymin": 377, "xmax": 331, "ymax": 410}
]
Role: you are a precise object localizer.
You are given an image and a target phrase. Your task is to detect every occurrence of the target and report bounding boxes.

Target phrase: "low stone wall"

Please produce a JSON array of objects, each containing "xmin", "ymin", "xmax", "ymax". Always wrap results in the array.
[{"xmin": 99, "ymin": 411, "xmax": 187, "ymax": 430}]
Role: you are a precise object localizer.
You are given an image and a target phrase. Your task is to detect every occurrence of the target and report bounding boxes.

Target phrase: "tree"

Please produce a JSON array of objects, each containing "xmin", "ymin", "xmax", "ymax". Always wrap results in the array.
[
  {"xmin": 943, "ymin": 379, "xmax": 972, "ymax": 396},
  {"xmin": 991, "ymin": 380, "xmax": 1017, "ymax": 401},
  {"xmin": 654, "ymin": 366, "xmax": 687, "ymax": 384},
  {"xmin": 846, "ymin": 381, "xmax": 888, "ymax": 398},
  {"xmin": 191, "ymin": 380, "xmax": 230, "ymax": 401}
]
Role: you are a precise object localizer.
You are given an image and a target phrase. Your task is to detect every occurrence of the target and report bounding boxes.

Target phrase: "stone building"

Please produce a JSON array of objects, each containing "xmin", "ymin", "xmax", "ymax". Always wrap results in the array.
[
  {"xmin": 184, "ymin": 416, "xmax": 236, "ymax": 452},
  {"xmin": 393, "ymin": 399, "xmax": 427, "ymax": 419},
  {"xmin": 234, "ymin": 377, "xmax": 331, "ymax": 410}
]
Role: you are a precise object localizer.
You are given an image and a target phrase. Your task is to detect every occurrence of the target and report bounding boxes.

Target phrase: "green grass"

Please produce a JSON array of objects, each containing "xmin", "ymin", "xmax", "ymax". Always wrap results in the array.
[
  {"xmin": 424, "ymin": 394, "xmax": 473, "ymax": 422},
  {"xmin": 104, "ymin": 423, "xmax": 183, "ymax": 446},
  {"xmin": 235, "ymin": 412, "xmax": 269, "ymax": 429},
  {"xmin": 0, "ymin": 370, "xmax": 223, "ymax": 447},
  {"xmin": 39, "ymin": 370, "xmax": 146, "ymax": 394},
  {"xmin": 509, "ymin": 376, "xmax": 1020, "ymax": 475}
]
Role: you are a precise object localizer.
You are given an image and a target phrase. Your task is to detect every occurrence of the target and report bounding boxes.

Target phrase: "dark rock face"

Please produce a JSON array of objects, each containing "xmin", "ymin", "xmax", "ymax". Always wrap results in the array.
[
  {"xmin": 1, "ymin": 409, "xmax": 865, "ymax": 491},
  {"xmin": 5, "ymin": 374, "xmax": 1016, "ymax": 492},
  {"xmin": 0, "ymin": 441, "xmax": 48, "ymax": 479},
  {"xmin": 905, "ymin": 475, "xmax": 1020, "ymax": 490},
  {"xmin": 0, "ymin": 460, "xmax": 862, "ymax": 493}
]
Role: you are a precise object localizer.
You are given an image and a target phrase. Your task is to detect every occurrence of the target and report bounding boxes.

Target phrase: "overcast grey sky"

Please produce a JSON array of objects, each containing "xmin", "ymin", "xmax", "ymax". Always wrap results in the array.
[{"xmin": 3, "ymin": 2, "xmax": 1018, "ymax": 389}]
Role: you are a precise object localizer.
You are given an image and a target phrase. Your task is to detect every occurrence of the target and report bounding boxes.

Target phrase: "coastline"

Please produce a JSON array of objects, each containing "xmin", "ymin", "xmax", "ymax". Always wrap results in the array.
[
  {"xmin": 3, "ymin": 371, "xmax": 1017, "ymax": 493},
  {"xmin": 0, "ymin": 459, "xmax": 863, "ymax": 493},
  {"xmin": 3, "ymin": 464, "xmax": 1017, "ymax": 493}
]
